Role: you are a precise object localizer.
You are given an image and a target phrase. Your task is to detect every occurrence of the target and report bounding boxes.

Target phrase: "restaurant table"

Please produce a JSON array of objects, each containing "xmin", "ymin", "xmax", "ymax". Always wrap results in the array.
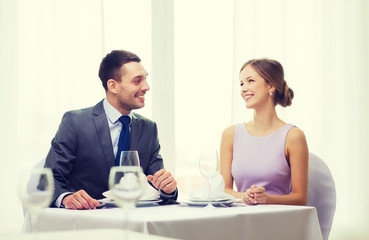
[
  {"xmin": 22, "ymin": 204, "xmax": 323, "ymax": 240},
  {"xmin": 3, "ymin": 228, "xmax": 178, "ymax": 240}
]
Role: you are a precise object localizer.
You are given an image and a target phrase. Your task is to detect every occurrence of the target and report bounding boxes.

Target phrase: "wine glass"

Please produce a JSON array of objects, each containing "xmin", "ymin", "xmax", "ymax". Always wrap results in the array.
[
  {"xmin": 119, "ymin": 150, "xmax": 140, "ymax": 166},
  {"xmin": 18, "ymin": 167, "xmax": 54, "ymax": 233},
  {"xmin": 109, "ymin": 166, "xmax": 145, "ymax": 239},
  {"xmin": 199, "ymin": 148, "xmax": 220, "ymax": 209}
]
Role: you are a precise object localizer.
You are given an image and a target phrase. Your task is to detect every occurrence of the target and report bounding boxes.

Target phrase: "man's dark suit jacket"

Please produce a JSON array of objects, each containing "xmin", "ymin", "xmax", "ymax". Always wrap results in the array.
[{"xmin": 45, "ymin": 100, "xmax": 176, "ymax": 205}]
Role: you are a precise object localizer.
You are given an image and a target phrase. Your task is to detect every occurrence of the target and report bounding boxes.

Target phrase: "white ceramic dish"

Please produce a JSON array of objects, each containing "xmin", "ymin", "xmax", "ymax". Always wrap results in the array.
[
  {"xmin": 98, "ymin": 198, "xmax": 162, "ymax": 208},
  {"xmin": 182, "ymin": 199, "xmax": 236, "ymax": 207}
]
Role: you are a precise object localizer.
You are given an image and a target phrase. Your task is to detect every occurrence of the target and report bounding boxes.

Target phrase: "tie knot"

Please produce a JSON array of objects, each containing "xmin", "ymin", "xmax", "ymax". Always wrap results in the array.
[{"xmin": 119, "ymin": 116, "xmax": 130, "ymax": 126}]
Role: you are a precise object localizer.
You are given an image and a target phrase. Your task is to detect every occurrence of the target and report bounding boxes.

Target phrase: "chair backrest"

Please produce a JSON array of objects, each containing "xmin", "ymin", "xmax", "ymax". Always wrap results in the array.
[
  {"xmin": 26, "ymin": 158, "xmax": 46, "ymax": 193},
  {"xmin": 23, "ymin": 158, "xmax": 46, "ymax": 216},
  {"xmin": 307, "ymin": 153, "xmax": 336, "ymax": 240}
]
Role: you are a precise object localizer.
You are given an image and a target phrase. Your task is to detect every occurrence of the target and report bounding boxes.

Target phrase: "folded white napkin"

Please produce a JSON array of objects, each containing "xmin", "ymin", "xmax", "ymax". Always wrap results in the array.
[
  {"xmin": 103, "ymin": 173, "xmax": 160, "ymax": 201},
  {"xmin": 190, "ymin": 173, "xmax": 236, "ymax": 201}
]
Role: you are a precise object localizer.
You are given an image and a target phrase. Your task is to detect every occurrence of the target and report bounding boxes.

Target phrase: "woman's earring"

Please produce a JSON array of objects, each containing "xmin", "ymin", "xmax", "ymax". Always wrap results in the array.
[{"xmin": 269, "ymin": 92, "xmax": 273, "ymax": 96}]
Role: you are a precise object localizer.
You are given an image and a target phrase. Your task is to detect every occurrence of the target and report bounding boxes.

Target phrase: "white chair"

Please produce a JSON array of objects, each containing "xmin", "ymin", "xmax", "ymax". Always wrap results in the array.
[
  {"xmin": 307, "ymin": 153, "xmax": 336, "ymax": 240},
  {"xmin": 26, "ymin": 158, "xmax": 46, "ymax": 193},
  {"xmin": 23, "ymin": 158, "xmax": 47, "ymax": 216}
]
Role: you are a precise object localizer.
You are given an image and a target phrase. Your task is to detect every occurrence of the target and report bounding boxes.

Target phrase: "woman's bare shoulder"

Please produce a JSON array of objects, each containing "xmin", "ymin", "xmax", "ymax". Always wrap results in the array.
[
  {"xmin": 287, "ymin": 127, "xmax": 307, "ymax": 143},
  {"xmin": 222, "ymin": 125, "xmax": 236, "ymax": 138}
]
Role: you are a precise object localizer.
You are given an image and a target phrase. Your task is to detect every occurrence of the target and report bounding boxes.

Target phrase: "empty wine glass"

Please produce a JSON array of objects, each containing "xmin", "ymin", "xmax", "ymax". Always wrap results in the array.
[
  {"xmin": 199, "ymin": 148, "xmax": 220, "ymax": 209},
  {"xmin": 18, "ymin": 167, "xmax": 54, "ymax": 232},
  {"xmin": 119, "ymin": 150, "xmax": 140, "ymax": 166},
  {"xmin": 109, "ymin": 166, "xmax": 144, "ymax": 239}
]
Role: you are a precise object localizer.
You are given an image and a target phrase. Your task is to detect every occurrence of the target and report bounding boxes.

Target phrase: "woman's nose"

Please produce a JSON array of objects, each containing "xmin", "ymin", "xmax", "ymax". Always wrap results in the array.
[{"xmin": 241, "ymin": 84, "xmax": 248, "ymax": 92}]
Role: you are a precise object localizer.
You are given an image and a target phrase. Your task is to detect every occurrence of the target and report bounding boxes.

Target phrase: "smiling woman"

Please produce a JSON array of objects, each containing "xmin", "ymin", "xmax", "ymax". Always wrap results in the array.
[{"xmin": 220, "ymin": 58, "xmax": 309, "ymax": 206}]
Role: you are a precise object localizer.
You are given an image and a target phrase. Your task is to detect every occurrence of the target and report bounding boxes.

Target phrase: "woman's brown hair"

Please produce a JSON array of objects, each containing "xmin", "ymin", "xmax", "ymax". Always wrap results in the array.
[{"xmin": 240, "ymin": 58, "xmax": 294, "ymax": 107}]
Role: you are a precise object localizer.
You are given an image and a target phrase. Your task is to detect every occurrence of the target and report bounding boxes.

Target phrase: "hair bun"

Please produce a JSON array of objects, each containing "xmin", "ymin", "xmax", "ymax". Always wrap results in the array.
[{"xmin": 282, "ymin": 82, "xmax": 294, "ymax": 107}]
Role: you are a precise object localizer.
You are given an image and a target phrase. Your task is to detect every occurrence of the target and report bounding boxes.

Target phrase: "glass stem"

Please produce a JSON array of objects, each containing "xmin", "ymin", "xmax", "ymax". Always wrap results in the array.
[
  {"xmin": 29, "ymin": 212, "xmax": 38, "ymax": 233},
  {"xmin": 124, "ymin": 207, "xmax": 131, "ymax": 239},
  {"xmin": 208, "ymin": 177, "xmax": 212, "ymax": 205}
]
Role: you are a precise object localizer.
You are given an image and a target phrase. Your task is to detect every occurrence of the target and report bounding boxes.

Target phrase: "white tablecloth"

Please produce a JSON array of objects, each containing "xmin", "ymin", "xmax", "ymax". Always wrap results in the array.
[
  {"xmin": 22, "ymin": 204, "xmax": 323, "ymax": 240},
  {"xmin": 3, "ymin": 229, "xmax": 178, "ymax": 240}
]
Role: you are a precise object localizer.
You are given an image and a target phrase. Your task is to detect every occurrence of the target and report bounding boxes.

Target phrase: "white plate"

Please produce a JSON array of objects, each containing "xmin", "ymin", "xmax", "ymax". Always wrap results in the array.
[
  {"xmin": 103, "ymin": 189, "xmax": 160, "ymax": 201},
  {"xmin": 137, "ymin": 199, "xmax": 162, "ymax": 207},
  {"xmin": 182, "ymin": 199, "xmax": 236, "ymax": 207},
  {"xmin": 98, "ymin": 198, "xmax": 162, "ymax": 208},
  {"xmin": 189, "ymin": 197, "xmax": 231, "ymax": 202}
]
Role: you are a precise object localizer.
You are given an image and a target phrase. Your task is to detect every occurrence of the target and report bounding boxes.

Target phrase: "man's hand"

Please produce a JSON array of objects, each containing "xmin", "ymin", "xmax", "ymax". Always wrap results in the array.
[
  {"xmin": 147, "ymin": 169, "xmax": 177, "ymax": 194},
  {"xmin": 62, "ymin": 190, "xmax": 100, "ymax": 210}
]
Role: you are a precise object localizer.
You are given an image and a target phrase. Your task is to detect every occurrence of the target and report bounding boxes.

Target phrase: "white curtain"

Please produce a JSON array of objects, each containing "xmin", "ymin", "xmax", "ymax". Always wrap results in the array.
[
  {"xmin": 174, "ymin": 0, "xmax": 369, "ymax": 238},
  {"xmin": 0, "ymin": 0, "xmax": 105, "ymax": 232},
  {"xmin": 1, "ymin": 0, "xmax": 368, "ymax": 238},
  {"xmin": 0, "ymin": 0, "xmax": 151, "ymax": 233},
  {"xmin": 173, "ymin": 0, "xmax": 235, "ymax": 196},
  {"xmin": 231, "ymin": 1, "xmax": 369, "ymax": 238}
]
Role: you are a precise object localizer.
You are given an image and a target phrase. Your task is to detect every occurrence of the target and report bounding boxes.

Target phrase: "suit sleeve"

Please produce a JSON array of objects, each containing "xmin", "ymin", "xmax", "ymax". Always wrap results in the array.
[
  {"xmin": 145, "ymin": 122, "xmax": 164, "ymax": 175},
  {"xmin": 44, "ymin": 112, "xmax": 78, "ymax": 206}
]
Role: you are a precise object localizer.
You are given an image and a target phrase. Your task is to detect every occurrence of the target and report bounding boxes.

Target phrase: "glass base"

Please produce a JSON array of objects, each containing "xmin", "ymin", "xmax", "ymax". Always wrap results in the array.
[{"xmin": 203, "ymin": 202, "xmax": 216, "ymax": 209}]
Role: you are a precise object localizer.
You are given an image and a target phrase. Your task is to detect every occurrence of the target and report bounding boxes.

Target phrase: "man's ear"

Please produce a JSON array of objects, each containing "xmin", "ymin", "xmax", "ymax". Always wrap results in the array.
[{"xmin": 107, "ymin": 79, "xmax": 118, "ymax": 94}]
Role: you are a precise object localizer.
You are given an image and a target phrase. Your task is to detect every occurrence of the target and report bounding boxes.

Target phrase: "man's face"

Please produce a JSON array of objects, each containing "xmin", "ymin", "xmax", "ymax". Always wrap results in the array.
[{"xmin": 115, "ymin": 62, "xmax": 149, "ymax": 114}]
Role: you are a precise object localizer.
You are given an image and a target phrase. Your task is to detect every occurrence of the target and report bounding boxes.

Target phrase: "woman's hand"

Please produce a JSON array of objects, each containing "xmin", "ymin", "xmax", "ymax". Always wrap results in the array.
[{"xmin": 243, "ymin": 185, "xmax": 267, "ymax": 205}]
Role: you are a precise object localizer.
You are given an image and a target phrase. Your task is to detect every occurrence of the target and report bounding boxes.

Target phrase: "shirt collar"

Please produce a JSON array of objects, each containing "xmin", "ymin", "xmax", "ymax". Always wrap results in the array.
[{"xmin": 103, "ymin": 98, "xmax": 133, "ymax": 125}]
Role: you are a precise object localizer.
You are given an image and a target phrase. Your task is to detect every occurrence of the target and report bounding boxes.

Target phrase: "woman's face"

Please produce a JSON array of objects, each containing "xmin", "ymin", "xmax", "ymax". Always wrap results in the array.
[{"xmin": 239, "ymin": 65, "xmax": 273, "ymax": 109}]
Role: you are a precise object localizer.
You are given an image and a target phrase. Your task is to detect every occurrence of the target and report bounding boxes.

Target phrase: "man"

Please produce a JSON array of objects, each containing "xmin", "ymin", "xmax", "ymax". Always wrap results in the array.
[{"xmin": 45, "ymin": 50, "xmax": 178, "ymax": 210}]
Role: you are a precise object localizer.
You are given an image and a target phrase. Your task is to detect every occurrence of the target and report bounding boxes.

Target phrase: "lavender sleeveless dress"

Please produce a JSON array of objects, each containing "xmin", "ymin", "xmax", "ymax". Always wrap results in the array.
[{"xmin": 231, "ymin": 123, "xmax": 295, "ymax": 195}]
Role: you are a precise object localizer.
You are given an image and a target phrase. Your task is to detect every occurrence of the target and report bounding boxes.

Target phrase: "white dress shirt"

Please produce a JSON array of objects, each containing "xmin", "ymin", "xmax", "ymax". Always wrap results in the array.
[{"xmin": 103, "ymin": 98, "xmax": 133, "ymax": 159}]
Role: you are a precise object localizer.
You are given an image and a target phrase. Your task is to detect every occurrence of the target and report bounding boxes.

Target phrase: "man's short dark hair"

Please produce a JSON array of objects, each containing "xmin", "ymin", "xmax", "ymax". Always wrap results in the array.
[{"xmin": 98, "ymin": 50, "xmax": 141, "ymax": 91}]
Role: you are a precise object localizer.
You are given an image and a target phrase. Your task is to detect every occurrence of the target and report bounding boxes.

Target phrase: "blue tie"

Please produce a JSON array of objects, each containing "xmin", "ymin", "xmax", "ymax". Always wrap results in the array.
[{"xmin": 115, "ymin": 116, "xmax": 131, "ymax": 166}]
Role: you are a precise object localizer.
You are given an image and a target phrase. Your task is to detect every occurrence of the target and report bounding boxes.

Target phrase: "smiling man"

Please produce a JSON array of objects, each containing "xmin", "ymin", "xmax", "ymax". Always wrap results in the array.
[{"xmin": 44, "ymin": 50, "xmax": 178, "ymax": 209}]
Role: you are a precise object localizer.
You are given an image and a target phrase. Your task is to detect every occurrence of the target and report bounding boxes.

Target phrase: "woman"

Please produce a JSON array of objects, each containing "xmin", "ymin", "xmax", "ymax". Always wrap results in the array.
[{"xmin": 220, "ymin": 58, "xmax": 308, "ymax": 205}]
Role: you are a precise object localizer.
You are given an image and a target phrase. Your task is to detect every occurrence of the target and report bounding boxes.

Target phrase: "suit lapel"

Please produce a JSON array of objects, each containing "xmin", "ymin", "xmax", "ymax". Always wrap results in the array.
[
  {"xmin": 92, "ymin": 100, "xmax": 115, "ymax": 167},
  {"xmin": 130, "ymin": 113, "xmax": 143, "ymax": 150}
]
